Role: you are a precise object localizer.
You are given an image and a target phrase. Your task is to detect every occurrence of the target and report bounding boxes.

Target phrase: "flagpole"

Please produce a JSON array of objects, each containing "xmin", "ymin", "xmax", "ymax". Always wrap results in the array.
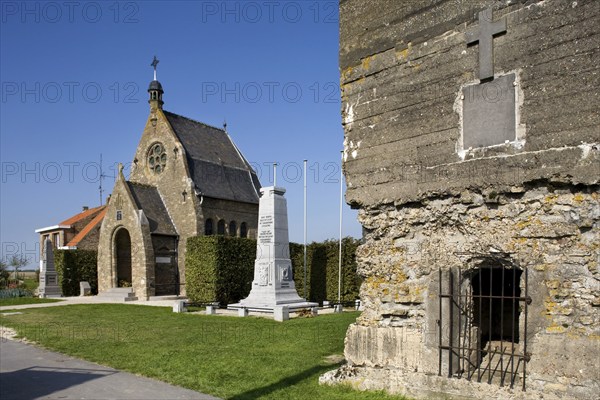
[
  {"xmin": 338, "ymin": 150, "xmax": 343, "ymax": 305},
  {"xmin": 303, "ymin": 159, "xmax": 307, "ymax": 300}
]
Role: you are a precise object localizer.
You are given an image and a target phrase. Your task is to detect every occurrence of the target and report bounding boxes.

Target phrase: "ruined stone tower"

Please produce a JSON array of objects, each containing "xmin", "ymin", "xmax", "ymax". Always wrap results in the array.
[{"xmin": 322, "ymin": 1, "xmax": 599, "ymax": 399}]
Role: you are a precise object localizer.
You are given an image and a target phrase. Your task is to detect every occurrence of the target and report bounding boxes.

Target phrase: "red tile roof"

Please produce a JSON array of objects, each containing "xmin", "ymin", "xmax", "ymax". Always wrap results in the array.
[
  {"xmin": 59, "ymin": 205, "xmax": 105, "ymax": 226},
  {"xmin": 66, "ymin": 207, "xmax": 107, "ymax": 247}
]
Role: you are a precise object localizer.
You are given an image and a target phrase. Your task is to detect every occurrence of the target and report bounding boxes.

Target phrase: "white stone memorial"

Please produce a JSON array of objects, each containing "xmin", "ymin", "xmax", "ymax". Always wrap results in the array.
[
  {"xmin": 38, "ymin": 238, "xmax": 61, "ymax": 298},
  {"xmin": 228, "ymin": 186, "xmax": 317, "ymax": 317}
]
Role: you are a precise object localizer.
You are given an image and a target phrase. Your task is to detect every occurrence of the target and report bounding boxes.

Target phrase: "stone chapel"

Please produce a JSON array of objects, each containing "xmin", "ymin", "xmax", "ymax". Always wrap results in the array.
[
  {"xmin": 322, "ymin": 1, "xmax": 599, "ymax": 399},
  {"xmin": 97, "ymin": 66, "xmax": 260, "ymax": 300}
]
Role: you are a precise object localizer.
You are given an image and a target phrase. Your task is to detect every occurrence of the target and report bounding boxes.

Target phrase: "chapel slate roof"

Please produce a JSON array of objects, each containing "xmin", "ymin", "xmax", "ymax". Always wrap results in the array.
[
  {"xmin": 163, "ymin": 111, "xmax": 261, "ymax": 204},
  {"xmin": 127, "ymin": 182, "xmax": 177, "ymax": 235}
]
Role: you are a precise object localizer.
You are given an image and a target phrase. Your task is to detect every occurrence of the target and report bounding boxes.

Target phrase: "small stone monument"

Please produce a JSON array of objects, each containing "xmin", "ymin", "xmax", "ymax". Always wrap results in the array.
[
  {"xmin": 228, "ymin": 186, "xmax": 317, "ymax": 319},
  {"xmin": 79, "ymin": 281, "xmax": 92, "ymax": 296},
  {"xmin": 38, "ymin": 238, "xmax": 61, "ymax": 298}
]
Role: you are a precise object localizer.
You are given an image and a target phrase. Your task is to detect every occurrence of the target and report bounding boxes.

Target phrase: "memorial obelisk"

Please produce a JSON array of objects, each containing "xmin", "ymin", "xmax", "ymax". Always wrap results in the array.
[
  {"xmin": 229, "ymin": 186, "xmax": 317, "ymax": 313},
  {"xmin": 38, "ymin": 238, "xmax": 61, "ymax": 298}
]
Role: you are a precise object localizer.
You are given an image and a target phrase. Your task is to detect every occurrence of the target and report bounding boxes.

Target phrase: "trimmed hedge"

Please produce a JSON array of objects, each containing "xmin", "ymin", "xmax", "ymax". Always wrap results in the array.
[
  {"xmin": 186, "ymin": 235, "xmax": 361, "ymax": 306},
  {"xmin": 54, "ymin": 250, "xmax": 98, "ymax": 296},
  {"xmin": 291, "ymin": 237, "xmax": 361, "ymax": 304},
  {"xmin": 186, "ymin": 236, "xmax": 256, "ymax": 305}
]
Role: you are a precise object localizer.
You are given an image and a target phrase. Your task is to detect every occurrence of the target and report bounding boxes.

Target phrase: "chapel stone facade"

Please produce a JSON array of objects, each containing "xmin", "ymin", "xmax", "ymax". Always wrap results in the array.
[
  {"xmin": 97, "ymin": 75, "xmax": 260, "ymax": 300},
  {"xmin": 323, "ymin": 1, "xmax": 599, "ymax": 399}
]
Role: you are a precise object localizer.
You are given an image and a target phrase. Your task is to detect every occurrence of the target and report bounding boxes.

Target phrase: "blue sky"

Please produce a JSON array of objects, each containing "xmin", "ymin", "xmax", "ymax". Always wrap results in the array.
[{"xmin": 0, "ymin": 1, "xmax": 361, "ymax": 268}]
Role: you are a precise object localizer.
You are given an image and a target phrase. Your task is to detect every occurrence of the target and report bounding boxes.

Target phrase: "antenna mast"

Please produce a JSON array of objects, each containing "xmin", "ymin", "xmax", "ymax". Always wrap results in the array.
[
  {"xmin": 98, "ymin": 154, "xmax": 115, "ymax": 206},
  {"xmin": 99, "ymin": 154, "xmax": 104, "ymax": 206}
]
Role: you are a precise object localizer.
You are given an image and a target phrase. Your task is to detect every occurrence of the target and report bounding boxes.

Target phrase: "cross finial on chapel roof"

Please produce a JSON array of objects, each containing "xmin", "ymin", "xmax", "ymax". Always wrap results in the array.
[{"xmin": 151, "ymin": 56, "xmax": 159, "ymax": 81}]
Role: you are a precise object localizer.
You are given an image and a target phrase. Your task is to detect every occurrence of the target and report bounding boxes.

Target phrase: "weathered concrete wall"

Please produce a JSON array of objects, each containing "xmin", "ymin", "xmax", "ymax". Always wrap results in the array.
[
  {"xmin": 328, "ymin": 0, "xmax": 600, "ymax": 399},
  {"xmin": 339, "ymin": 0, "xmax": 599, "ymax": 207}
]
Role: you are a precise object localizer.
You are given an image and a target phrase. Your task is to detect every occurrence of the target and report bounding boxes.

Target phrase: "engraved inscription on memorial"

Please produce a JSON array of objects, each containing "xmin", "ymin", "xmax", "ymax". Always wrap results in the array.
[{"xmin": 259, "ymin": 215, "xmax": 273, "ymax": 243}]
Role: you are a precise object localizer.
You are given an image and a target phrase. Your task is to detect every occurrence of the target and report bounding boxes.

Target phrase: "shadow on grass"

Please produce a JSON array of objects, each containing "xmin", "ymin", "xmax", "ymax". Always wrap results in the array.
[{"xmin": 228, "ymin": 364, "xmax": 337, "ymax": 400}]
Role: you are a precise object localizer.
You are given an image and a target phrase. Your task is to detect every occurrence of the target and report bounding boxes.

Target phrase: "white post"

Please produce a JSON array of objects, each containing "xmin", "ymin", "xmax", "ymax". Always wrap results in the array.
[
  {"xmin": 273, "ymin": 162, "xmax": 278, "ymax": 187},
  {"xmin": 303, "ymin": 159, "xmax": 308, "ymax": 300},
  {"xmin": 338, "ymin": 150, "xmax": 344, "ymax": 304}
]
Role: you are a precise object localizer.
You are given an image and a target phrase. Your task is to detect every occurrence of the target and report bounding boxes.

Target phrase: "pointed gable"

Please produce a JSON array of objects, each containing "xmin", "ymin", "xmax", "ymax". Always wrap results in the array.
[
  {"xmin": 127, "ymin": 182, "xmax": 177, "ymax": 235},
  {"xmin": 163, "ymin": 111, "xmax": 261, "ymax": 204}
]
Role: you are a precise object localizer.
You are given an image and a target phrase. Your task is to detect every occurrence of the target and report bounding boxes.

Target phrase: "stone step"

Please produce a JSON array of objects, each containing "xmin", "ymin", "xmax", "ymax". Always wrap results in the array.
[
  {"xmin": 148, "ymin": 295, "xmax": 185, "ymax": 301},
  {"xmin": 97, "ymin": 294, "xmax": 139, "ymax": 302},
  {"xmin": 98, "ymin": 287, "xmax": 137, "ymax": 301},
  {"xmin": 101, "ymin": 287, "xmax": 134, "ymax": 294}
]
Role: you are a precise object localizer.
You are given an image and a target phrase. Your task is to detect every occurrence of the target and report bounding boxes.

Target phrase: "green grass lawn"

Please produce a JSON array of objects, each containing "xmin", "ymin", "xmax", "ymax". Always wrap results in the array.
[
  {"xmin": 0, "ymin": 297, "xmax": 63, "ymax": 307},
  {"xmin": 22, "ymin": 278, "xmax": 39, "ymax": 291},
  {"xmin": 0, "ymin": 305, "xmax": 407, "ymax": 400}
]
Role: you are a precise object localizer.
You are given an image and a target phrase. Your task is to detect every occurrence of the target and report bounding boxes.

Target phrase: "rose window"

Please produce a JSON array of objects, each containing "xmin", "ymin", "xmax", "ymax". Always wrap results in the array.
[{"xmin": 148, "ymin": 143, "xmax": 167, "ymax": 174}]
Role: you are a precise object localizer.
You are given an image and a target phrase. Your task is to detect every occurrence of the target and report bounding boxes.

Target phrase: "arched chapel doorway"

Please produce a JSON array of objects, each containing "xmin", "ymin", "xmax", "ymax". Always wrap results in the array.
[{"xmin": 115, "ymin": 228, "xmax": 132, "ymax": 287}]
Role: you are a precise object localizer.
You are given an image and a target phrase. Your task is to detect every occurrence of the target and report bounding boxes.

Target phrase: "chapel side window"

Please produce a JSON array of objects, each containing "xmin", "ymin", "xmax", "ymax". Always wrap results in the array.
[
  {"xmin": 205, "ymin": 219, "xmax": 214, "ymax": 236},
  {"xmin": 240, "ymin": 222, "xmax": 248, "ymax": 238},
  {"xmin": 217, "ymin": 219, "xmax": 225, "ymax": 235},
  {"xmin": 229, "ymin": 221, "xmax": 237, "ymax": 237}
]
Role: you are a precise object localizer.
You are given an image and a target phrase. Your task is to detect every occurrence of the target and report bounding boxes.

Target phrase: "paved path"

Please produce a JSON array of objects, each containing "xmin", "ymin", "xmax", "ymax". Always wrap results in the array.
[
  {"xmin": 0, "ymin": 296, "xmax": 180, "ymax": 312},
  {"xmin": 0, "ymin": 339, "xmax": 219, "ymax": 400}
]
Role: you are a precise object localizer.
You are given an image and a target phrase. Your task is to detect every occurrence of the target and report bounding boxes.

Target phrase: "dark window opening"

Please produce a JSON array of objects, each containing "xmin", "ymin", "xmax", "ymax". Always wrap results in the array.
[
  {"xmin": 471, "ymin": 266, "xmax": 522, "ymax": 347},
  {"xmin": 240, "ymin": 222, "xmax": 248, "ymax": 238},
  {"xmin": 438, "ymin": 264, "xmax": 529, "ymax": 389},
  {"xmin": 217, "ymin": 219, "xmax": 225, "ymax": 235},
  {"xmin": 229, "ymin": 221, "xmax": 237, "ymax": 237},
  {"xmin": 205, "ymin": 219, "xmax": 213, "ymax": 236},
  {"xmin": 116, "ymin": 210, "xmax": 122, "ymax": 221}
]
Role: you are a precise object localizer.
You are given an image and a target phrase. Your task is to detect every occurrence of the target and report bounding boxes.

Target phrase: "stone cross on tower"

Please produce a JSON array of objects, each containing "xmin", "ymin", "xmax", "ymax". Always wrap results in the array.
[
  {"xmin": 466, "ymin": 8, "xmax": 506, "ymax": 81},
  {"xmin": 151, "ymin": 55, "xmax": 159, "ymax": 81}
]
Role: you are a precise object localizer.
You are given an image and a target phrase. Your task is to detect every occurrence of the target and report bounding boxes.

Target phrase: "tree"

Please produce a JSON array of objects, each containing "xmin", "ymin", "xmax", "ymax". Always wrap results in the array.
[
  {"xmin": 8, "ymin": 254, "xmax": 29, "ymax": 280},
  {"xmin": 0, "ymin": 260, "xmax": 9, "ymax": 283}
]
